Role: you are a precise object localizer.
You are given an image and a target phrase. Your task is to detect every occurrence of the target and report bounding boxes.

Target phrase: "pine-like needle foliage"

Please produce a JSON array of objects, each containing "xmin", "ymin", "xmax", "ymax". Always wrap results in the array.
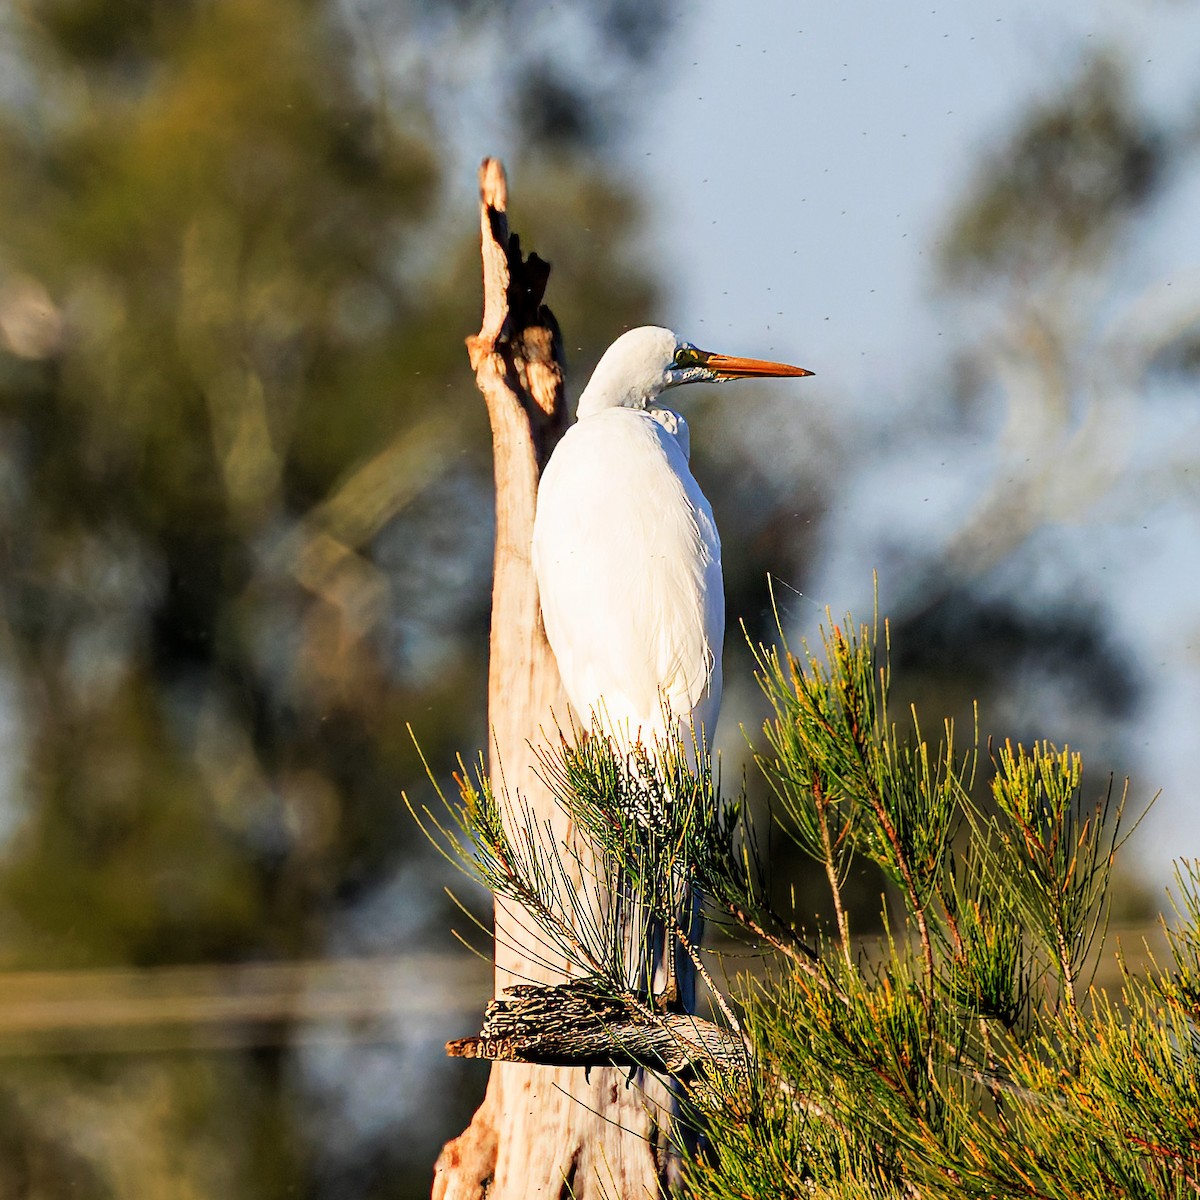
[
  {"xmin": 689, "ymin": 617, "xmax": 1199, "ymax": 1200},
  {"xmin": 410, "ymin": 729, "xmax": 738, "ymax": 998},
  {"xmin": 418, "ymin": 613, "xmax": 1198, "ymax": 1197}
]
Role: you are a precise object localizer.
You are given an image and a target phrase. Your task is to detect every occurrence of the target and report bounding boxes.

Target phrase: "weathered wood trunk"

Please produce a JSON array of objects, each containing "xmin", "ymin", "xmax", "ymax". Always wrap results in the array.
[{"xmin": 432, "ymin": 160, "xmax": 673, "ymax": 1200}]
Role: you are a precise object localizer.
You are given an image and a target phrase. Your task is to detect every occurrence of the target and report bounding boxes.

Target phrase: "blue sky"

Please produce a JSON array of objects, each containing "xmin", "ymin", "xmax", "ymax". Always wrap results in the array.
[{"xmin": 625, "ymin": 2, "xmax": 1200, "ymax": 871}]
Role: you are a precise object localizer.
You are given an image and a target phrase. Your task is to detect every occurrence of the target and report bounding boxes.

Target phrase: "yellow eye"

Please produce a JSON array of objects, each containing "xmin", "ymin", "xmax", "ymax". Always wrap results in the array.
[{"xmin": 674, "ymin": 347, "xmax": 699, "ymax": 368}]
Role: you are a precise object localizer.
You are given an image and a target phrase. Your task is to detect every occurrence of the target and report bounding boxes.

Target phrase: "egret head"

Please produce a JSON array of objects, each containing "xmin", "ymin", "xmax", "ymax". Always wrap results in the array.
[{"xmin": 575, "ymin": 325, "xmax": 812, "ymax": 419}]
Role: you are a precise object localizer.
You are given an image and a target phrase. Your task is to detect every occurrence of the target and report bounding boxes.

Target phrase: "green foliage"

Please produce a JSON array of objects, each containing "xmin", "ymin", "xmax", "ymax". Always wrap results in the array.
[
  {"xmin": 410, "ymin": 730, "xmax": 729, "ymax": 989},
  {"xmin": 687, "ymin": 616, "xmax": 1192, "ymax": 1200},
  {"xmin": 753, "ymin": 619, "xmax": 970, "ymax": 949},
  {"xmin": 426, "ymin": 611, "xmax": 1194, "ymax": 1197}
]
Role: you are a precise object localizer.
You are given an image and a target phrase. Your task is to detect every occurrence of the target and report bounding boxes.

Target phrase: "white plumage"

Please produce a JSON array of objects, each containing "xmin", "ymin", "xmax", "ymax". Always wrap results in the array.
[
  {"xmin": 534, "ymin": 402, "xmax": 723, "ymax": 749},
  {"xmin": 532, "ymin": 326, "xmax": 812, "ymax": 753}
]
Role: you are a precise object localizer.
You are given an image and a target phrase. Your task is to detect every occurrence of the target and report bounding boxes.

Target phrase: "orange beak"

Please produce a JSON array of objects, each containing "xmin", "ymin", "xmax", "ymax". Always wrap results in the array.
[{"xmin": 701, "ymin": 352, "xmax": 814, "ymax": 381}]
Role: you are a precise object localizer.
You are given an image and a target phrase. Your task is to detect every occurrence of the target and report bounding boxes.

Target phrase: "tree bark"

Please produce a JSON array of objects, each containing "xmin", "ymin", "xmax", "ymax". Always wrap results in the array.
[
  {"xmin": 446, "ymin": 981, "xmax": 748, "ymax": 1095},
  {"xmin": 432, "ymin": 160, "xmax": 674, "ymax": 1200}
]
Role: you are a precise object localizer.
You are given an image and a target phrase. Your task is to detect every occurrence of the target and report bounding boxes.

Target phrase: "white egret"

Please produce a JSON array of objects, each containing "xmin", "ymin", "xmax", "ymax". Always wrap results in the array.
[
  {"xmin": 532, "ymin": 325, "xmax": 813, "ymax": 755},
  {"xmin": 533, "ymin": 326, "xmax": 812, "ymax": 1006}
]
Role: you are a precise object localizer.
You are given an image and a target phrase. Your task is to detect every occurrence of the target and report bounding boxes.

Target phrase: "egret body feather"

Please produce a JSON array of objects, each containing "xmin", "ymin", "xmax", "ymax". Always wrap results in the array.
[
  {"xmin": 533, "ymin": 404, "xmax": 723, "ymax": 748},
  {"xmin": 533, "ymin": 326, "xmax": 811, "ymax": 752}
]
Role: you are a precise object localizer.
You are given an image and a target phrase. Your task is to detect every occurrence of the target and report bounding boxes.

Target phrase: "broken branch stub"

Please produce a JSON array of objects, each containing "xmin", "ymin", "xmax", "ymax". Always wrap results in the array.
[
  {"xmin": 466, "ymin": 159, "xmax": 566, "ymax": 455},
  {"xmin": 465, "ymin": 158, "xmax": 575, "ymax": 995}
]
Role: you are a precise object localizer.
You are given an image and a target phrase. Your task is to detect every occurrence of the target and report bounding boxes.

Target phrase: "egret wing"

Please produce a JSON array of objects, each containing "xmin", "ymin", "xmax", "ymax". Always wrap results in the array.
[{"xmin": 533, "ymin": 409, "xmax": 724, "ymax": 746}]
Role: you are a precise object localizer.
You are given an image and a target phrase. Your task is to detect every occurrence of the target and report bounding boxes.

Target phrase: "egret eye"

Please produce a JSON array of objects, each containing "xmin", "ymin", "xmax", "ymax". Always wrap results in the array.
[{"xmin": 673, "ymin": 347, "xmax": 700, "ymax": 369}]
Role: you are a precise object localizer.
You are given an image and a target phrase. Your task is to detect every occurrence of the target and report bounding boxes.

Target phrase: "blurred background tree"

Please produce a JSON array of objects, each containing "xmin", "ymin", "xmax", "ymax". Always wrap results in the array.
[
  {"xmin": 860, "ymin": 49, "xmax": 1197, "ymax": 795},
  {"xmin": 677, "ymin": 43, "xmax": 1198, "ymax": 940},
  {"xmin": 0, "ymin": 0, "xmax": 666, "ymax": 1195}
]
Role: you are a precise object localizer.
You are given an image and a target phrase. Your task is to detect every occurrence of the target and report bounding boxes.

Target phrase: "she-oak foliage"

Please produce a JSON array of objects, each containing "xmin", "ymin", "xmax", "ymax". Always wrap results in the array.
[{"xmin": 414, "ymin": 613, "xmax": 1200, "ymax": 1199}]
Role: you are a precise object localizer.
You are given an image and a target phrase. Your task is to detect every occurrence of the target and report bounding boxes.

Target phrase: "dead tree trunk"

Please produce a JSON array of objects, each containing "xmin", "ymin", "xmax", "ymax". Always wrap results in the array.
[{"xmin": 432, "ymin": 161, "xmax": 675, "ymax": 1199}]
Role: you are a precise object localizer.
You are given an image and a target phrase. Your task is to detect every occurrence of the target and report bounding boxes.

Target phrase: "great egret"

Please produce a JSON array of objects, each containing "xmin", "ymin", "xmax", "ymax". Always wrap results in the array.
[{"xmin": 532, "ymin": 325, "xmax": 813, "ymax": 754}]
